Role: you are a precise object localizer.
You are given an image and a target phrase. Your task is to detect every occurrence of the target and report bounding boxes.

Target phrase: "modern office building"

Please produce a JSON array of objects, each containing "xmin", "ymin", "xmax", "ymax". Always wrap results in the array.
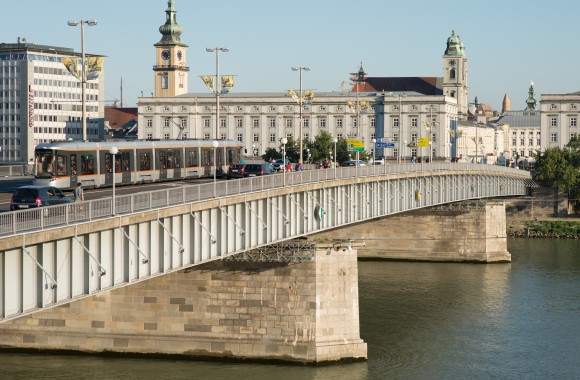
[{"xmin": 0, "ymin": 38, "xmax": 105, "ymax": 165}]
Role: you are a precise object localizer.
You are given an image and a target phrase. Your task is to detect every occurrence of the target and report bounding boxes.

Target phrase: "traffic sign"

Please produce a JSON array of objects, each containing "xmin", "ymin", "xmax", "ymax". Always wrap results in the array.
[{"xmin": 347, "ymin": 139, "xmax": 365, "ymax": 152}]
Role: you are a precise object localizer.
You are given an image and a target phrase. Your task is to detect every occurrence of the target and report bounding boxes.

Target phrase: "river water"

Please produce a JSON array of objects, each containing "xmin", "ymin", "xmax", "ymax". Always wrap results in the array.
[{"xmin": 1, "ymin": 238, "xmax": 578, "ymax": 379}]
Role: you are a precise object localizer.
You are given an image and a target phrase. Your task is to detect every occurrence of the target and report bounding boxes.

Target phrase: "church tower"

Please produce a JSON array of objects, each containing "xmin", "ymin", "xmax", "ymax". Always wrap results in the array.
[
  {"xmin": 154, "ymin": 0, "xmax": 189, "ymax": 97},
  {"xmin": 442, "ymin": 30, "xmax": 468, "ymax": 119},
  {"xmin": 525, "ymin": 81, "xmax": 537, "ymax": 110}
]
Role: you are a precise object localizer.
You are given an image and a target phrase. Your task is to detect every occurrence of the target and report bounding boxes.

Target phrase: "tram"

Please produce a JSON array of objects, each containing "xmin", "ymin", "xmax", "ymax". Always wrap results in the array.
[{"xmin": 33, "ymin": 139, "xmax": 244, "ymax": 190}]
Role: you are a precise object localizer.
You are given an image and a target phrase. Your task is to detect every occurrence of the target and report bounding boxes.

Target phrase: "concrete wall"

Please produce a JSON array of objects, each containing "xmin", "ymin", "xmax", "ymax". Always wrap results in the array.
[
  {"xmin": 315, "ymin": 202, "xmax": 510, "ymax": 263},
  {"xmin": 0, "ymin": 245, "xmax": 366, "ymax": 364}
]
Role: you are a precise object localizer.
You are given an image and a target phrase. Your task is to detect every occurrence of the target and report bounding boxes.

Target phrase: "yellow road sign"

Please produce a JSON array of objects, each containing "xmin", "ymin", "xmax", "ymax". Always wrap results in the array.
[{"xmin": 417, "ymin": 137, "xmax": 430, "ymax": 147}]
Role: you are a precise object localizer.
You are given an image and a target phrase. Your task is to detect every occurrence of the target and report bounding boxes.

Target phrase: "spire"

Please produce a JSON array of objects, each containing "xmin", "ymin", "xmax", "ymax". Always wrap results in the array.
[
  {"xmin": 525, "ymin": 81, "xmax": 537, "ymax": 110},
  {"xmin": 155, "ymin": 0, "xmax": 187, "ymax": 47},
  {"xmin": 349, "ymin": 62, "xmax": 367, "ymax": 92},
  {"xmin": 502, "ymin": 93, "xmax": 511, "ymax": 114},
  {"xmin": 444, "ymin": 30, "xmax": 465, "ymax": 57}
]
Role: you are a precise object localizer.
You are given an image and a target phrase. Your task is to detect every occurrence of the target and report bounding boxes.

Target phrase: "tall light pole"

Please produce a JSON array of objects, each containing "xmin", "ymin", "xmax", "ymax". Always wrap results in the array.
[
  {"xmin": 474, "ymin": 97, "xmax": 479, "ymax": 163},
  {"xmin": 333, "ymin": 137, "xmax": 338, "ymax": 177},
  {"xmin": 109, "ymin": 146, "xmax": 118, "ymax": 215},
  {"xmin": 280, "ymin": 137, "xmax": 288, "ymax": 186},
  {"xmin": 397, "ymin": 93, "xmax": 406, "ymax": 164},
  {"xmin": 212, "ymin": 140, "xmax": 219, "ymax": 197},
  {"xmin": 350, "ymin": 64, "xmax": 367, "ymax": 137},
  {"xmin": 291, "ymin": 66, "xmax": 310, "ymax": 166},
  {"xmin": 372, "ymin": 138, "xmax": 377, "ymax": 163},
  {"xmin": 206, "ymin": 47, "xmax": 229, "ymax": 140},
  {"xmin": 68, "ymin": 19, "xmax": 97, "ymax": 142}
]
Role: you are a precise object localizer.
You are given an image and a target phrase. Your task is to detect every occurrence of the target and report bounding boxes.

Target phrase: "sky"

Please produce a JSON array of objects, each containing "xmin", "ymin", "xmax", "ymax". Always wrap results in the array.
[{"xmin": 5, "ymin": 0, "xmax": 579, "ymax": 111}]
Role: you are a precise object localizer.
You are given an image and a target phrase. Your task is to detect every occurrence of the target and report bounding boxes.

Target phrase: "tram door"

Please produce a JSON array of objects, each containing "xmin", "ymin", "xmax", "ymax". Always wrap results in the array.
[
  {"xmin": 158, "ymin": 150, "xmax": 167, "ymax": 180},
  {"xmin": 202, "ymin": 148, "xmax": 211, "ymax": 177},
  {"xmin": 104, "ymin": 151, "xmax": 114, "ymax": 186},
  {"xmin": 173, "ymin": 150, "xmax": 182, "ymax": 180},
  {"xmin": 121, "ymin": 152, "xmax": 131, "ymax": 184},
  {"xmin": 69, "ymin": 153, "xmax": 78, "ymax": 187}
]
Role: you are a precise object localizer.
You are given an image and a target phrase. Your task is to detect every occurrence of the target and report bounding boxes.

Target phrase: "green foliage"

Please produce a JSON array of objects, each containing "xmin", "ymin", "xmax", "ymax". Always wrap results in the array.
[
  {"xmin": 533, "ymin": 142, "xmax": 579, "ymax": 193},
  {"xmin": 524, "ymin": 221, "xmax": 580, "ymax": 235},
  {"xmin": 262, "ymin": 147, "xmax": 280, "ymax": 162}
]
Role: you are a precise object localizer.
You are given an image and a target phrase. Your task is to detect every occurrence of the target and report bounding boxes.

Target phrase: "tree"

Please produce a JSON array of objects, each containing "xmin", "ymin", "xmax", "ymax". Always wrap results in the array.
[{"xmin": 533, "ymin": 146, "xmax": 579, "ymax": 193}]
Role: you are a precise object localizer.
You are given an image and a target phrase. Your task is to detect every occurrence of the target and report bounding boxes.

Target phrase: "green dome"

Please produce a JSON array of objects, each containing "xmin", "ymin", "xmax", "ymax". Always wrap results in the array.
[
  {"xmin": 155, "ymin": 0, "xmax": 187, "ymax": 47},
  {"xmin": 444, "ymin": 30, "xmax": 465, "ymax": 57}
]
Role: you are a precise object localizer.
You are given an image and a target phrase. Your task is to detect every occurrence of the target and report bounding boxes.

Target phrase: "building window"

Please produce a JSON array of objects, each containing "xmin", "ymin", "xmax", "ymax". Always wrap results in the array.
[
  {"xmin": 253, "ymin": 134, "xmax": 259, "ymax": 142},
  {"xmin": 204, "ymin": 133, "xmax": 210, "ymax": 139},
  {"xmin": 551, "ymin": 117, "xmax": 557, "ymax": 127},
  {"xmin": 220, "ymin": 118, "xmax": 226, "ymax": 128},
  {"xmin": 220, "ymin": 133, "xmax": 226, "ymax": 140},
  {"xmin": 203, "ymin": 118, "xmax": 210, "ymax": 128},
  {"xmin": 269, "ymin": 133, "xmax": 276, "ymax": 142},
  {"xmin": 147, "ymin": 133, "xmax": 152, "ymax": 139},
  {"xmin": 370, "ymin": 117, "xmax": 376, "ymax": 127},
  {"xmin": 337, "ymin": 106, "xmax": 343, "ymax": 111},
  {"xmin": 411, "ymin": 118, "xmax": 418, "ymax": 127},
  {"xmin": 319, "ymin": 118, "xmax": 326, "ymax": 128},
  {"xmin": 237, "ymin": 106, "xmax": 243, "ymax": 111},
  {"xmin": 371, "ymin": 133, "xmax": 376, "ymax": 140},
  {"xmin": 393, "ymin": 133, "xmax": 399, "ymax": 141},
  {"xmin": 253, "ymin": 118, "xmax": 259, "ymax": 128},
  {"xmin": 411, "ymin": 148, "xmax": 417, "ymax": 157},
  {"xmin": 352, "ymin": 117, "xmax": 358, "ymax": 127},
  {"xmin": 164, "ymin": 133, "xmax": 170, "ymax": 140},
  {"xmin": 393, "ymin": 148, "xmax": 398, "ymax": 158},
  {"xmin": 550, "ymin": 104, "xmax": 557, "ymax": 110},
  {"xmin": 164, "ymin": 118, "xmax": 171, "ymax": 128},
  {"xmin": 286, "ymin": 118, "xmax": 292, "ymax": 128},
  {"xmin": 303, "ymin": 118, "xmax": 310, "ymax": 128},
  {"xmin": 303, "ymin": 133, "xmax": 309, "ymax": 141},
  {"xmin": 411, "ymin": 133, "xmax": 418, "ymax": 141},
  {"xmin": 336, "ymin": 118, "xmax": 343, "ymax": 128},
  {"xmin": 570, "ymin": 117, "xmax": 577, "ymax": 127},
  {"xmin": 450, "ymin": 69, "xmax": 456, "ymax": 79},
  {"xmin": 146, "ymin": 119, "xmax": 152, "ymax": 128},
  {"xmin": 571, "ymin": 132, "xmax": 578, "ymax": 140},
  {"xmin": 393, "ymin": 118, "xmax": 400, "ymax": 127},
  {"xmin": 269, "ymin": 118, "xmax": 276, "ymax": 128},
  {"xmin": 236, "ymin": 118, "xmax": 243, "ymax": 128},
  {"xmin": 520, "ymin": 138, "xmax": 525, "ymax": 145},
  {"xmin": 550, "ymin": 133, "xmax": 557, "ymax": 142},
  {"xmin": 529, "ymin": 138, "xmax": 533, "ymax": 146},
  {"xmin": 146, "ymin": 106, "xmax": 153, "ymax": 112},
  {"xmin": 161, "ymin": 75, "xmax": 168, "ymax": 89},
  {"xmin": 270, "ymin": 106, "xmax": 276, "ymax": 111},
  {"xmin": 180, "ymin": 118, "xmax": 187, "ymax": 129},
  {"xmin": 237, "ymin": 133, "xmax": 243, "ymax": 142},
  {"xmin": 571, "ymin": 104, "xmax": 577, "ymax": 110}
]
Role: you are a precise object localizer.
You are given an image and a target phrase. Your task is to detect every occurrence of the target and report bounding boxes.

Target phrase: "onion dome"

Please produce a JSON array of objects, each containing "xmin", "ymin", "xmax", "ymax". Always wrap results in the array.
[{"xmin": 156, "ymin": 0, "xmax": 187, "ymax": 47}]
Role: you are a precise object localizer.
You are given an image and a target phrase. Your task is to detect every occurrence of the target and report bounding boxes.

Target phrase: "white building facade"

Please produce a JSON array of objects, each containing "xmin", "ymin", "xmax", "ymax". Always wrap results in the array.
[
  {"xmin": 0, "ymin": 40, "xmax": 105, "ymax": 164},
  {"xmin": 138, "ymin": 92, "xmax": 459, "ymax": 161},
  {"xmin": 540, "ymin": 93, "xmax": 580, "ymax": 150}
]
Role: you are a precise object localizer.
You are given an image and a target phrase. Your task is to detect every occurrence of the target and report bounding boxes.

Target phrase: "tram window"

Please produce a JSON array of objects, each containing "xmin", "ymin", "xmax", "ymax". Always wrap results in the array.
[
  {"xmin": 56, "ymin": 156, "xmax": 67, "ymax": 176},
  {"xmin": 105, "ymin": 153, "xmax": 112, "ymax": 173},
  {"xmin": 167, "ymin": 151, "xmax": 174, "ymax": 169},
  {"xmin": 174, "ymin": 151, "xmax": 181, "ymax": 168},
  {"xmin": 187, "ymin": 150, "xmax": 199, "ymax": 167},
  {"xmin": 81, "ymin": 155, "xmax": 95, "ymax": 175},
  {"xmin": 159, "ymin": 151, "xmax": 166, "ymax": 169},
  {"xmin": 70, "ymin": 155, "xmax": 77, "ymax": 175},
  {"xmin": 140, "ymin": 153, "xmax": 151, "ymax": 170},
  {"xmin": 202, "ymin": 149, "xmax": 211, "ymax": 166},
  {"xmin": 115, "ymin": 155, "xmax": 121, "ymax": 173},
  {"xmin": 216, "ymin": 148, "xmax": 224, "ymax": 166}
]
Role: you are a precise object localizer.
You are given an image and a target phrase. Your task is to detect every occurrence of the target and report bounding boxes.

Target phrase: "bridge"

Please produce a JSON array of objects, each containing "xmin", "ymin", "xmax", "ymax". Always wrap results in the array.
[{"xmin": 0, "ymin": 163, "xmax": 532, "ymax": 363}]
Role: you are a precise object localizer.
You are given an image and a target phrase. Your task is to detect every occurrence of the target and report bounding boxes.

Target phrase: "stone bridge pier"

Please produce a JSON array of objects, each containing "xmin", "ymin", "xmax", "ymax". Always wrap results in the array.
[
  {"xmin": 0, "ymin": 242, "xmax": 367, "ymax": 364},
  {"xmin": 316, "ymin": 201, "xmax": 511, "ymax": 263}
]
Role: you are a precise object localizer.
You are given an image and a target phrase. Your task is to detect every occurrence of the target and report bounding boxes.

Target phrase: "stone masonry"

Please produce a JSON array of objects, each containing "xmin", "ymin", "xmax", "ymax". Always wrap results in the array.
[{"xmin": 0, "ymin": 244, "xmax": 367, "ymax": 364}]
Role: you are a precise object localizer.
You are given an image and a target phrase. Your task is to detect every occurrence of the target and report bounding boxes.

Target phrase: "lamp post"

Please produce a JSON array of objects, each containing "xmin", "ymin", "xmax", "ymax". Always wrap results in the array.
[
  {"xmin": 291, "ymin": 66, "xmax": 310, "ymax": 166},
  {"xmin": 212, "ymin": 140, "xmax": 219, "ymax": 197},
  {"xmin": 108, "ymin": 146, "xmax": 118, "ymax": 215},
  {"xmin": 252, "ymin": 144, "xmax": 256, "ymax": 158},
  {"xmin": 372, "ymin": 138, "xmax": 377, "ymax": 163},
  {"xmin": 397, "ymin": 93, "xmax": 406, "ymax": 164},
  {"xmin": 474, "ymin": 97, "xmax": 479, "ymax": 164},
  {"xmin": 333, "ymin": 137, "xmax": 338, "ymax": 177},
  {"xmin": 206, "ymin": 47, "xmax": 229, "ymax": 140},
  {"xmin": 280, "ymin": 137, "xmax": 288, "ymax": 186},
  {"xmin": 68, "ymin": 19, "xmax": 97, "ymax": 142}
]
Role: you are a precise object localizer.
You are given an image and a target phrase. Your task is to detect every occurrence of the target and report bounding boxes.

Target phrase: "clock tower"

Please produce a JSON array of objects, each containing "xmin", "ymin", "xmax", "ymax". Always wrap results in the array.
[
  {"xmin": 442, "ymin": 30, "xmax": 468, "ymax": 119},
  {"xmin": 154, "ymin": 0, "xmax": 189, "ymax": 97}
]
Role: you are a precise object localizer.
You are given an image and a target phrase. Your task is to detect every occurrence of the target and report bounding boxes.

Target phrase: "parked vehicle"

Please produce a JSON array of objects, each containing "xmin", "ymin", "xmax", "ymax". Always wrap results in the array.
[
  {"xmin": 244, "ymin": 163, "xmax": 275, "ymax": 176},
  {"xmin": 272, "ymin": 159, "xmax": 289, "ymax": 171},
  {"xmin": 10, "ymin": 185, "xmax": 71, "ymax": 211},
  {"xmin": 342, "ymin": 160, "xmax": 367, "ymax": 167},
  {"xmin": 227, "ymin": 164, "xmax": 246, "ymax": 179}
]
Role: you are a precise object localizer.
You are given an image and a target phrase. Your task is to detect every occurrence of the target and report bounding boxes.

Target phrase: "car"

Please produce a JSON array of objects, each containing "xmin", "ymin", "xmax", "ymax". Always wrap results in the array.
[
  {"xmin": 227, "ymin": 164, "xmax": 247, "ymax": 179},
  {"xmin": 372, "ymin": 158, "xmax": 385, "ymax": 165},
  {"xmin": 272, "ymin": 159, "xmax": 289, "ymax": 171},
  {"xmin": 342, "ymin": 160, "xmax": 367, "ymax": 167},
  {"xmin": 10, "ymin": 185, "xmax": 72, "ymax": 211},
  {"xmin": 244, "ymin": 163, "xmax": 275, "ymax": 176}
]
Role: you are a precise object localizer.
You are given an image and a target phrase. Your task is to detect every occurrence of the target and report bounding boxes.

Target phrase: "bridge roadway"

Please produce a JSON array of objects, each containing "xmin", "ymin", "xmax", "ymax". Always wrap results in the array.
[{"xmin": 0, "ymin": 163, "xmax": 532, "ymax": 322}]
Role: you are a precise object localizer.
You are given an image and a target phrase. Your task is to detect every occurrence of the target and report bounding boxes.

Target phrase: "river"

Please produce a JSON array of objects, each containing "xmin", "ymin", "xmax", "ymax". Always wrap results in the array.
[{"xmin": 1, "ymin": 238, "xmax": 578, "ymax": 379}]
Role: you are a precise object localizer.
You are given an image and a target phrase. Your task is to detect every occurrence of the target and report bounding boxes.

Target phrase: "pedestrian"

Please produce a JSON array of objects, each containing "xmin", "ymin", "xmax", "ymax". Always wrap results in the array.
[{"xmin": 73, "ymin": 182, "xmax": 84, "ymax": 202}]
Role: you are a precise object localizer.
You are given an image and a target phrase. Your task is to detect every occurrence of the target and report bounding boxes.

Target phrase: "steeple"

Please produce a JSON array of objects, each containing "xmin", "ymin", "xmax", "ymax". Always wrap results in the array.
[
  {"xmin": 525, "ymin": 81, "xmax": 537, "ymax": 110},
  {"xmin": 442, "ymin": 30, "xmax": 468, "ymax": 119},
  {"xmin": 502, "ymin": 93, "xmax": 511, "ymax": 114},
  {"xmin": 155, "ymin": 0, "xmax": 187, "ymax": 47},
  {"xmin": 444, "ymin": 30, "xmax": 465, "ymax": 57}
]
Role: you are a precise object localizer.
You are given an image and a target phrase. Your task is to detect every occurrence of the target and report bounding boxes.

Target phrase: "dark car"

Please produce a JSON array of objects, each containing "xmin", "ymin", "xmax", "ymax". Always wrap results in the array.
[
  {"xmin": 10, "ymin": 186, "xmax": 72, "ymax": 211},
  {"xmin": 272, "ymin": 159, "xmax": 289, "ymax": 171},
  {"xmin": 244, "ymin": 163, "xmax": 275, "ymax": 176},
  {"xmin": 227, "ymin": 164, "xmax": 246, "ymax": 179}
]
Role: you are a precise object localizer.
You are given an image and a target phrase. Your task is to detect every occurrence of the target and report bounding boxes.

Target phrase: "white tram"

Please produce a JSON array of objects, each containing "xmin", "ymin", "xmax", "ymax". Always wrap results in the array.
[{"xmin": 33, "ymin": 140, "xmax": 244, "ymax": 190}]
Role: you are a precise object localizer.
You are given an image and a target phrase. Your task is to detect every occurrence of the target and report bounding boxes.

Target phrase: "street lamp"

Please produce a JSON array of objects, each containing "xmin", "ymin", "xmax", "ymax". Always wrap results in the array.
[
  {"xmin": 280, "ymin": 137, "xmax": 288, "ymax": 186},
  {"xmin": 212, "ymin": 140, "xmax": 219, "ymax": 197},
  {"xmin": 397, "ymin": 93, "xmax": 406, "ymax": 164},
  {"xmin": 372, "ymin": 138, "xmax": 377, "ymax": 163},
  {"xmin": 68, "ymin": 19, "xmax": 97, "ymax": 142},
  {"xmin": 333, "ymin": 137, "xmax": 338, "ymax": 177},
  {"xmin": 108, "ymin": 146, "xmax": 118, "ymax": 215},
  {"xmin": 291, "ymin": 66, "xmax": 310, "ymax": 166},
  {"xmin": 206, "ymin": 47, "xmax": 229, "ymax": 140}
]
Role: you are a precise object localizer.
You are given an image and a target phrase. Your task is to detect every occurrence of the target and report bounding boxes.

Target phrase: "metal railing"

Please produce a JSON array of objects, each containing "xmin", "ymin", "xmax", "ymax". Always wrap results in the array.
[
  {"xmin": 0, "ymin": 165, "xmax": 30, "ymax": 177},
  {"xmin": 0, "ymin": 163, "xmax": 531, "ymax": 237}
]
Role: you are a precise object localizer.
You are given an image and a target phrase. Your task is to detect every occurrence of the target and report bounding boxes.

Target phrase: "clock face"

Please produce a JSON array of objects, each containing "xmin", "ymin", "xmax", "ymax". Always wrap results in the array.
[
  {"xmin": 449, "ymin": 59, "xmax": 456, "ymax": 67},
  {"xmin": 177, "ymin": 50, "xmax": 183, "ymax": 61},
  {"xmin": 161, "ymin": 50, "xmax": 170, "ymax": 60}
]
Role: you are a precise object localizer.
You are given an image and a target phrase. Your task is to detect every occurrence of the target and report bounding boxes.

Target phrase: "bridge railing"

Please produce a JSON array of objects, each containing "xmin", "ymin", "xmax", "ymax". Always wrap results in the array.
[{"xmin": 0, "ymin": 163, "xmax": 529, "ymax": 237}]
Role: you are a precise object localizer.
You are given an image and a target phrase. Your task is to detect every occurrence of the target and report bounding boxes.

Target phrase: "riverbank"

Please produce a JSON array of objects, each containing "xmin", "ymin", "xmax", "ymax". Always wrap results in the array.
[{"xmin": 507, "ymin": 219, "xmax": 580, "ymax": 239}]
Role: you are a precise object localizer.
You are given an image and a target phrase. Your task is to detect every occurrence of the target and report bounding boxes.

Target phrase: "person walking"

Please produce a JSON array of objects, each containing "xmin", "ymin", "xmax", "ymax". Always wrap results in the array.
[{"xmin": 73, "ymin": 182, "xmax": 84, "ymax": 202}]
